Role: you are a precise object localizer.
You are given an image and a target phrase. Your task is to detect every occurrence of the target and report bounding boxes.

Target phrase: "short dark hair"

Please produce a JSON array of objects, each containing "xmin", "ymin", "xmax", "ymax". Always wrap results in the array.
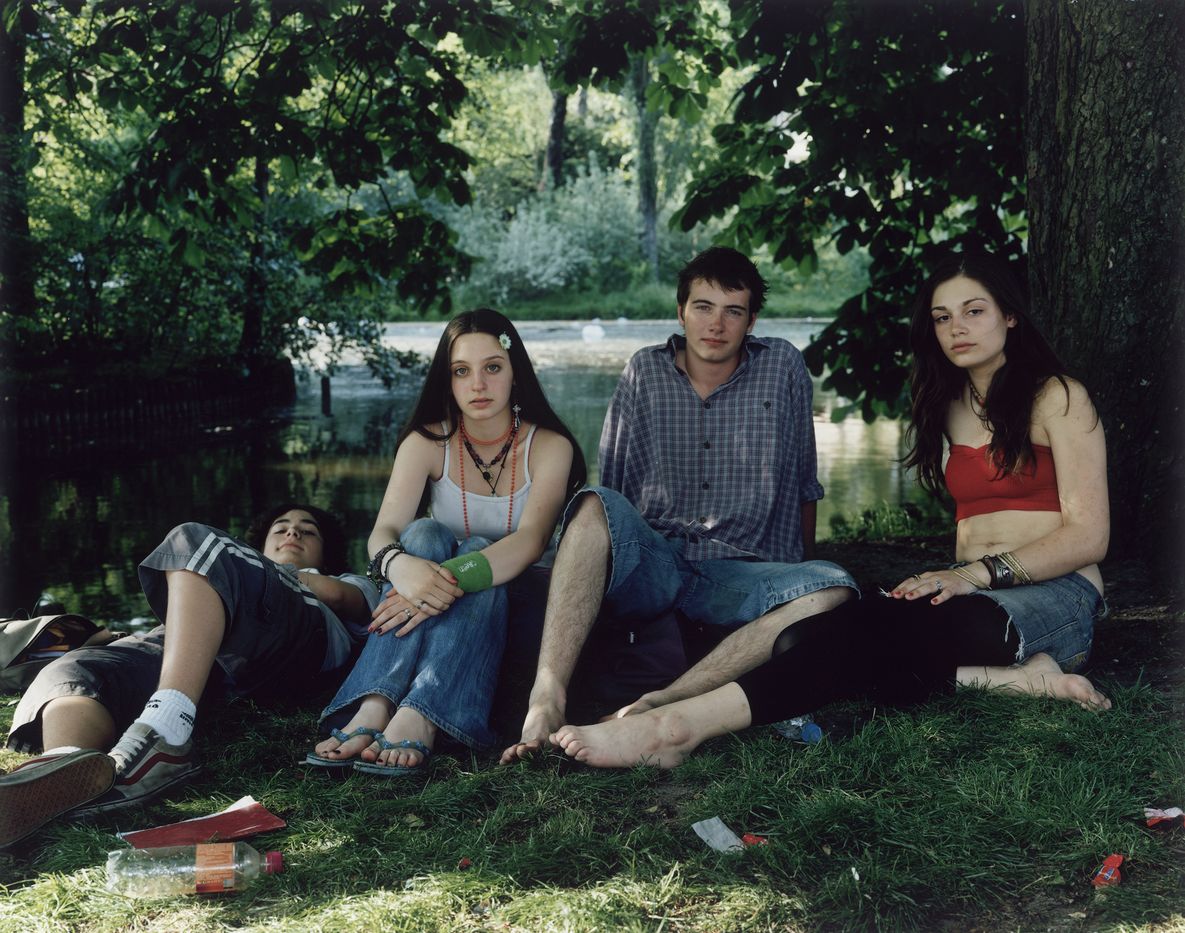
[
  {"xmin": 676, "ymin": 247, "xmax": 768, "ymax": 317},
  {"xmin": 244, "ymin": 503, "xmax": 349, "ymax": 575}
]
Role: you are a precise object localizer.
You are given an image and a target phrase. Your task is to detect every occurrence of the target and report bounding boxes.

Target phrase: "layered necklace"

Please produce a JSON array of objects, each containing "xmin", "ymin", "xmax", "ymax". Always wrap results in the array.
[
  {"xmin": 968, "ymin": 378, "xmax": 989, "ymax": 424},
  {"xmin": 457, "ymin": 405, "xmax": 521, "ymax": 537}
]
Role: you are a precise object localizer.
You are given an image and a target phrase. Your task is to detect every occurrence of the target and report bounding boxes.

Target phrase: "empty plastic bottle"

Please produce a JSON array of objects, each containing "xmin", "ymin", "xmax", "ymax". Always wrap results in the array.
[
  {"xmin": 771, "ymin": 715, "xmax": 823, "ymax": 744},
  {"xmin": 106, "ymin": 842, "xmax": 283, "ymax": 898}
]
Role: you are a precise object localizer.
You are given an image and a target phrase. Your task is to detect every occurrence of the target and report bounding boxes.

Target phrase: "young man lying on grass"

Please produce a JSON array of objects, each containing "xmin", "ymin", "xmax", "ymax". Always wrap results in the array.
[{"xmin": 1, "ymin": 503, "xmax": 379, "ymax": 849}]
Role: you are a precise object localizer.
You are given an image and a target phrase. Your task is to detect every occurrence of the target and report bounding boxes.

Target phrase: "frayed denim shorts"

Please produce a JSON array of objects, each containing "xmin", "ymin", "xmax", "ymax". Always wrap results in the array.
[
  {"xmin": 564, "ymin": 486, "xmax": 859, "ymax": 631},
  {"xmin": 974, "ymin": 571, "xmax": 1105, "ymax": 672}
]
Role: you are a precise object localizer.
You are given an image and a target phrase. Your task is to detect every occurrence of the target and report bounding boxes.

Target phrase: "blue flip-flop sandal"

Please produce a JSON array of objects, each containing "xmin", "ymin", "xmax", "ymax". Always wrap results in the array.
[
  {"xmin": 304, "ymin": 726, "xmax": 381, "ymax": 770},
  {"xmin": 352, "ymin": 735, "xmax": 432, "ymax": 777}
]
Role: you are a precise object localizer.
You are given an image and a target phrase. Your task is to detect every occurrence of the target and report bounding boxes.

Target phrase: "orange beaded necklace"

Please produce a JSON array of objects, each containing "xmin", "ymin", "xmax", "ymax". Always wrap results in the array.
[{"xmin": 457, "ymin": 407, "xmax": 520, "ymax": 538}]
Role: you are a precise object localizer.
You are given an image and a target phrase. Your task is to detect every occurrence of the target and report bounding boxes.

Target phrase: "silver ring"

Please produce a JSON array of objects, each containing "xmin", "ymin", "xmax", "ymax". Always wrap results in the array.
[
  {"xmin": 403, "ymin": 608, "xmax": 413, "ymax": 621},
  {"xmin": 910, "ymin": 573, "xmax": 922, "ymax": 582},
  {"xmin": 934, "ymin": 580, "xmax": 944, "ymax": 593},
  {"xmin": 417, "ymin": 600, "xmax": 426, "ymax": 610}
]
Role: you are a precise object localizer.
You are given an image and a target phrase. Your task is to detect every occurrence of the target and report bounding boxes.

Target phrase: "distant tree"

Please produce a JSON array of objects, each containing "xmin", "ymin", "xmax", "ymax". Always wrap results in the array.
[
  {"xmin": 550, "ymin": 0, "xmax": 730, "ymax": 278},
  {"xmin": 6, "ymin": 0, "xmax": 531, "ymax": 369}
]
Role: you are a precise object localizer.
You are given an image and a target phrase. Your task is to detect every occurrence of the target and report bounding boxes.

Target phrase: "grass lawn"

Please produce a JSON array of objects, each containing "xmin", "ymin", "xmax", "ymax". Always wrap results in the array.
[{"xmin": 1, "ymin": 678, "xmax": 1181, "ymax": 931}]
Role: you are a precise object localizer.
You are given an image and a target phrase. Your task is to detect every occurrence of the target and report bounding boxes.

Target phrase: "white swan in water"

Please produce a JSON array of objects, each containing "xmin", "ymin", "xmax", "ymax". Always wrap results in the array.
[{"xmin": 581, "ymin": 322, "xmax": 606, "ymax": 342}]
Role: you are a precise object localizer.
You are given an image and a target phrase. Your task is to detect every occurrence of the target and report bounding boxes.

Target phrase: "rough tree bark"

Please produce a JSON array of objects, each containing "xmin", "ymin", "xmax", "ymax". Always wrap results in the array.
[
  {"xmin": 0, "ymin": 6, "xmax": 35, "ymax": 319},
  {"xmin": 1025, "ymin": 0, "xmax": 1184, "ymax": 594}
]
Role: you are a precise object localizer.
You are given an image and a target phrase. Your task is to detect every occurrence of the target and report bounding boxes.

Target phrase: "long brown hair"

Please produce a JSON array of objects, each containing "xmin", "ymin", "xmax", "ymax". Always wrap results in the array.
[
  {"xmin": 903, "ymin": 252, "xmax": 1070, "ymax": 496},
  {"xmin": 397, "ymin": 308, "xmax": 587, "ymax": 497}
]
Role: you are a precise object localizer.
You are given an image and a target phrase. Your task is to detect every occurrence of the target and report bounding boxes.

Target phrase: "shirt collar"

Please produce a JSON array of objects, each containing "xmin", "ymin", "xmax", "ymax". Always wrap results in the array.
[{"xmin": 663, "ymin": 333, "xmax": 771, "ymax": 374}]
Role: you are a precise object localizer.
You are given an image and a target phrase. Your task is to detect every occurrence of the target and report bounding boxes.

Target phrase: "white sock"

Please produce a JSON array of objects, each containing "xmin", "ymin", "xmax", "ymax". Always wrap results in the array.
[
  {"xmin": 135, "ymin": 689, "xmax": 197, "ymax": 746},
  {"xmin": 42, "ymin": 745, "xmax": 82, "ymax": 756}
]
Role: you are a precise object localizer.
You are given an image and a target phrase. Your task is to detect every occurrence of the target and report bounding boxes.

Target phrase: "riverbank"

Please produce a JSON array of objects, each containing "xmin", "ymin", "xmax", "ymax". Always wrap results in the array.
[{"xmin": 0, "ymin": 359, "xmax": 296, "ymax": 459}]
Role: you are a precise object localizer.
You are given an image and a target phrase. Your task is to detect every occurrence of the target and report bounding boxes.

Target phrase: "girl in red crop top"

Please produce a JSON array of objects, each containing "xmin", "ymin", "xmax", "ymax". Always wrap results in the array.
[
  {"xmin": 944, "ymin": 443, "xmax": 1061, "ymax": 521},
  {"xmin": 545, "ymin": 252, "xmax": 1111, "ymax": 775}
]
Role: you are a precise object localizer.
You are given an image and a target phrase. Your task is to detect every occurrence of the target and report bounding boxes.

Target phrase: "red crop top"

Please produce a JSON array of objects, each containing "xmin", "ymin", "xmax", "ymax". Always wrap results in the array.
[{"xmin": 945, "ymin": 444, "xmax": 1061, "ymax": 522}]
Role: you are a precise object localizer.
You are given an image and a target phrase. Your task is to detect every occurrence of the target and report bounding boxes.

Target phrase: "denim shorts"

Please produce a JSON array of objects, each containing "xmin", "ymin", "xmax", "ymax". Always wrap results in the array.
[
  {"xmin": 974, "ymin": 571, "xmax": 1105, "ymax": 672},
  {"xmin": 566, "ymin": 486, "xmax": 859, "ymax": 631}
]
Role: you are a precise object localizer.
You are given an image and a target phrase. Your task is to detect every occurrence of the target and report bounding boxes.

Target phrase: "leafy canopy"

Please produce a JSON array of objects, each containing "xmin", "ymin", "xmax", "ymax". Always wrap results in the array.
[{"xmin": 678, "ymin": 0, "xmax": 1026, "ymax": 419}]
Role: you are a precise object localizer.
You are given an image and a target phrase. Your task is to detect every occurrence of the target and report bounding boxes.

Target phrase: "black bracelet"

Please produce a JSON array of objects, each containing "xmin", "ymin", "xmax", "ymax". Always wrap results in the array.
[
  {"xmin": 981, "ymin": 554, "xmax": 1015, "ymax": 589},
  {"xmin": 367, "ymin": 541, "xmax": 405, "ymax": 586}
]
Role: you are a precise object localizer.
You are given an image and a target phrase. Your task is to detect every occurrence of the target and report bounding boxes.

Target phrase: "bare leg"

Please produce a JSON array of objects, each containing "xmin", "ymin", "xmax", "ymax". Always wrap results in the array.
[
  {"xmin": 363, "ymin": 706, "xmax": 437, "ymax": 768},
  {"xmin": 551, "ymin": 682, "xmax": 753, "ymax": 769},
  {"xmin": 313, "ymin": 695, "xmax": 395, "ymax": 761},
  {"xmin": 500, "ymin": 493, "xmax": 609, "ymax": 763},
  {"xmin": 616, "ymin": 584, "xmax": 854, "ymax": 716},
  {"xmin": 39, "ymin": 696, "xmax": 117, "ymax": 751},
  {"xmin": 156, "ymin": 570, "xmax": 227, "ymax": 703},
  {"xmin": 957, "ymin": 653, "xmax": 1111, "ymax": 710}
]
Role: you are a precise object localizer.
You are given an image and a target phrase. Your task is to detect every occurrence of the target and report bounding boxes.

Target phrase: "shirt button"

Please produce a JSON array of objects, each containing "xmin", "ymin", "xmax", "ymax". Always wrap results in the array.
[
  {"xmin": 698, "ymin": 516, "xmax": 707, "ymax": 523},
  {"xmin": 702, "ymin": 481, "xmax": 709, "ymax": 489},
  {"xmin": 703, "ymin": 401, "xmax": 711, "ymax": 409},
  {"xmin": 703, "ymin": 441, "xmax": 711, "ymax": 449}
]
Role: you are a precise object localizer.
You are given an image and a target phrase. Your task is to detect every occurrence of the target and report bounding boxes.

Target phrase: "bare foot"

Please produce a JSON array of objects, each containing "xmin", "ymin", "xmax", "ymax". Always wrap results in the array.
[
  {"xmin": 1017, "ymin": 653, "xmax": 1112, "ymax": 710},
  {"xmin": 313, "ymin": 695, "xmax": 394, "ymax": 761},
  {"xmin": 363, "ymin": 706, "xmax": 436, "ymax": 769},
  {"xmin": 550, "ymin": 708, "xmax": 698, "ymax": 769},
  {"xmin": 551, "ymin": 684, "xmax": 754, "ymax": 769},
  {"xmin": 959, "ymin": 653, "xmax": 1111, "ymax": 711},
  {"xmin": 500, "ymin": 701, "xmax": 565, "ymax": 764},
  {"xmin": 611, "ymin": 691, "xmax": 662, "ymax": 719}
]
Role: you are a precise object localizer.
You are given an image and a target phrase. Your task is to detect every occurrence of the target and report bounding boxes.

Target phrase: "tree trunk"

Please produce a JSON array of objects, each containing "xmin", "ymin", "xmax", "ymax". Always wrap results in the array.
[
  {"xmin": 1025, "ymin": 0, "xmax": 1185, "ymax": 595},
  {"xmin": 630, "ymin": 53, "xmax": 659, "ymax": 283},
  {"xmin": 0, "ymin": 7, "xmax": 35, "ymax": 318},
  {"xmin": 239, "ymin": 155, "xmax": 270, "ymax": 365},
  {"xmin": 542, "ymin": 89, "xmax": 567, "ymax": 190}
]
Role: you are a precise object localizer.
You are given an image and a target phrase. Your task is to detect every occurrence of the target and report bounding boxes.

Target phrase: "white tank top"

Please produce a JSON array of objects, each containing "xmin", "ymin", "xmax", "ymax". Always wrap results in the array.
[{"xmin": 429, "ymin": 425, "xmax": 536, "ymax": 541}]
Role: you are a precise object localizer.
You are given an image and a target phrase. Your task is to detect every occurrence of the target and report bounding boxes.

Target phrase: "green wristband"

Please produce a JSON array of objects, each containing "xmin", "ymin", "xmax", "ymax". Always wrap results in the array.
[{"xmin": 440, "ymin": 552, "xmax": 493, "ymax": 593}]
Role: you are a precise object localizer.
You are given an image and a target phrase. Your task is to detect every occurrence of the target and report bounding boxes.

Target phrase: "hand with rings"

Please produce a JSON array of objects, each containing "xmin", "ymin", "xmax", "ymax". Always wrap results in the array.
[
  {"xmin": 891, "ymin": 569, "xmax": 968, "ymax": 605},
  {"xmin": 370, "ymin": 591, "xmax": 429, "ymax": 638}
]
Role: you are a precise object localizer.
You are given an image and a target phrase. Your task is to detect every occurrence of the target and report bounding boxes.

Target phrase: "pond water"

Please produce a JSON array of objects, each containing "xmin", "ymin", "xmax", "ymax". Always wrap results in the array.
[{"xmin": 0, "ymin": 319, "xmax": 932, "ymax": 624}]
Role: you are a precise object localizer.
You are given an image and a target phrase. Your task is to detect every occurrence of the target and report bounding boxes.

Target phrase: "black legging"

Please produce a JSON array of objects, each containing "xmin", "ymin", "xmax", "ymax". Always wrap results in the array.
[{"xmin": 736, "ymin": 594, "xmax": 1020, "ymax": 726}]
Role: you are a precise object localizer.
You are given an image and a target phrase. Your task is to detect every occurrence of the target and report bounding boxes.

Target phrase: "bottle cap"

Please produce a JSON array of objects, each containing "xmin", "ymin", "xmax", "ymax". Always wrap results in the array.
[{"xmin": 265, "ymin": 851, "xmax": 284, "ymax": 875}]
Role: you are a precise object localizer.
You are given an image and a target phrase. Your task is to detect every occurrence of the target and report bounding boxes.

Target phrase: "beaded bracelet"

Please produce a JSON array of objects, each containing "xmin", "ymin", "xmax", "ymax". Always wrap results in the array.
[{"xmin": 367, "ymin": 541, "xmax": 405, "ymax": 586}]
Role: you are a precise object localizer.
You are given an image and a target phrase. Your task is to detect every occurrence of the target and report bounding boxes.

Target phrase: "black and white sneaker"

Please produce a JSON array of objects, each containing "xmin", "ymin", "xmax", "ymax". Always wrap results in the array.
[
  {"xmin": 0, "ymin": 750, "xmax": 115, "ymax": 847},
  {"xmin": 70, "ymin": 723, "xmax": 198, "ymax": 816}
]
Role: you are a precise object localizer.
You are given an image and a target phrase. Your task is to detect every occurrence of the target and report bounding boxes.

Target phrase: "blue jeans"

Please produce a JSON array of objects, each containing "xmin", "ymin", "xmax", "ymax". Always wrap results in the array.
[
  {"xmin": 569, "ymin": 487, "xmax": 859, "ymax": 631},
  {"xmin": 319, "ymin": 519, "xmax": 508, "ymax": 749},
  {"xmin": 973, "ymin": 571, "xmax": 1105, "ymax": 672}
]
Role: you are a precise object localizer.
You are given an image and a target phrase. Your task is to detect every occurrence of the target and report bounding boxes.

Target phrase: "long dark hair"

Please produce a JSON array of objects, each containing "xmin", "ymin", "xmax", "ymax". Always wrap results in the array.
[
  {"xmin": 397, "ymin": 308, "xmax": 587, "ymax": 496},
  {"xmin": 903, "ymin": 252, "xmax": 1069, "ymax": 496},
  {"xmin": 244, "ymin": 502, "xmax": 348, "ymax": 575}
]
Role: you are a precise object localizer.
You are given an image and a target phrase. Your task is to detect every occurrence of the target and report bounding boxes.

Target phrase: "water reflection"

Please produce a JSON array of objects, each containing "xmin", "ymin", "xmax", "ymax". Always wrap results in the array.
[{"xmin": 0, "ymin": 319, "xmax": 931, "ymax": 623}]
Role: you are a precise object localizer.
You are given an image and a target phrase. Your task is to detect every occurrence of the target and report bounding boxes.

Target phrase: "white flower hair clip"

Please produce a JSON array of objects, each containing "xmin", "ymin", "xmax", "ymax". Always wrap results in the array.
[{"xmin": 498, "ymin": 333, "xmax": 512, "ymax": 350}]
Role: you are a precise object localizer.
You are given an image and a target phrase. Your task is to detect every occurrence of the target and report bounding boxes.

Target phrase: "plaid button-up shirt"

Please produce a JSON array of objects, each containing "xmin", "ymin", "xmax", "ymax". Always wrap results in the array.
[{"xmin": 598, "ymin": 334, "xmax": 824, "ymax": 563}]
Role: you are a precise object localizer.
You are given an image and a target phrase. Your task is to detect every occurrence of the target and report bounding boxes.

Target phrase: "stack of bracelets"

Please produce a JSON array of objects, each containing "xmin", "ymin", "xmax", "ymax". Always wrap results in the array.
[
  {"xmin": 367, "ymin": 541, "xmax": 405, "ymax": 586},
  {"xmin": 951, "ymin": 552, "xmax": 1033, "ymax": 589}
]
